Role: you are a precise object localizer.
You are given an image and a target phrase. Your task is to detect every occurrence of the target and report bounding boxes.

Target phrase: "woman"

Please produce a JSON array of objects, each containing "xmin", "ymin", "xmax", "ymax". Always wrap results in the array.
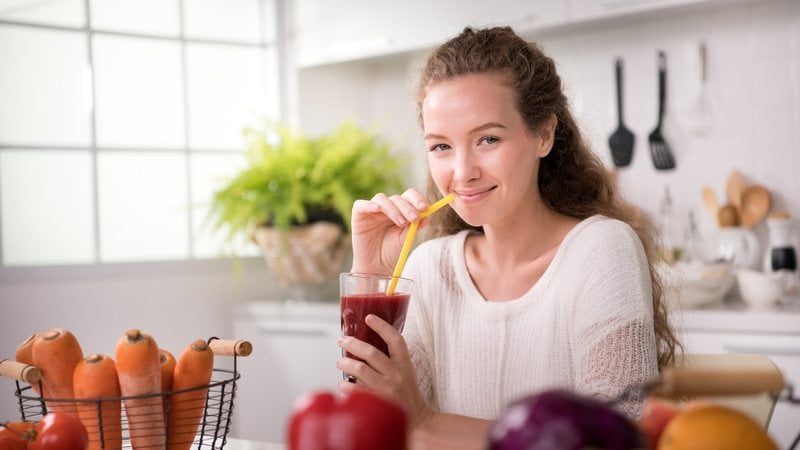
[{"xmin": 337, "ymin": 26, "xmax": 679, "ymax": 449}]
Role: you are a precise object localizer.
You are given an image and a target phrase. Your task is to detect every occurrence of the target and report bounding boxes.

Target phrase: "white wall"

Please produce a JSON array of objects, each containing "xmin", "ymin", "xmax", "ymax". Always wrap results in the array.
[
  {"xmin": 297, "ymin": 0, "xmax": 800, "ymax": 256},
  {"xmin": 543, "ymin": 0, "xmax": 799, "ymax": 244}
]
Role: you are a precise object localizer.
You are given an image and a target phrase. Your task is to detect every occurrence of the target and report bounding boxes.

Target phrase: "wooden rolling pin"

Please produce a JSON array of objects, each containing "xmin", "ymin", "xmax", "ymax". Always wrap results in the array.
[
  {"xmin": 208, "ymin": 339, "xmax": 253, "ymax": 357},
  {"xmin": 651, "ymin": 354, "xmax": 785, "ymax": 398},
  {"xmin": 0, "ymin": 359, "xmax": 42, "ymax": 384}
]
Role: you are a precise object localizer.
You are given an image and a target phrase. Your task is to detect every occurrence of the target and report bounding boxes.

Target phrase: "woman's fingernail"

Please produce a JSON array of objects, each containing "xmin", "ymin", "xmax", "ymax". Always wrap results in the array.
[{"xmin": 337, "ymin": 337, "xmax": 345, "ymax": 346}]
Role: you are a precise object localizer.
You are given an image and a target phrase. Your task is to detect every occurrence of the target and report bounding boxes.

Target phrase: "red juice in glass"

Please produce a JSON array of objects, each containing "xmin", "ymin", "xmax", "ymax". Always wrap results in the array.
[{"xmin": 340, "ymin": 292, "xmax": 410, "ymax": 359}]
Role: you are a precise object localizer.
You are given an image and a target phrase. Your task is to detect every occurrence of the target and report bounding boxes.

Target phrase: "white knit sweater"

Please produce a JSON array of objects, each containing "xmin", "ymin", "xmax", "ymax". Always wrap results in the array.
[{"xmin": 401, "ymin": 215, "xmax": 659, "ymax": 421}]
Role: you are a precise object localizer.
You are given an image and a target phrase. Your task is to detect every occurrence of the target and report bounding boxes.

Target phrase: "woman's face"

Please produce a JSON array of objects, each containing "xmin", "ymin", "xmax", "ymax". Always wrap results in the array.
[{"xmin": 422, "ymin": 74, "xmax": 553, "ymax": 228}]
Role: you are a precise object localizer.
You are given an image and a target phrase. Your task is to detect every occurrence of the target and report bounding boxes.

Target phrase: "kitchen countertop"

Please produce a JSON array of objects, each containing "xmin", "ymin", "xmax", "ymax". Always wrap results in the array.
[
  {"xmin": 238, "ymin": 296, "xmax": 800, "ymax": 332},
  {"xmin": 674, "ymin": 298, "xmax": 800, "ymax": 335},
  {"xmin": 225, "ymin": 438, "xmax": 284, "ymax": 450}
]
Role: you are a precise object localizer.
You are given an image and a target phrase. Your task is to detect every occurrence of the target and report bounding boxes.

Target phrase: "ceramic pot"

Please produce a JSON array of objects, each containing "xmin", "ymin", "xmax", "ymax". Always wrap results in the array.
[{"xmin": 716, "ymin": 227, "xmax": 760, "ymax": 269}]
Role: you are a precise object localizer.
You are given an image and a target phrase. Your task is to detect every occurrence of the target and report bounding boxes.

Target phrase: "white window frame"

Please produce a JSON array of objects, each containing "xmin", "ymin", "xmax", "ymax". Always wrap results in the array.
[{"xmin": 0, "ymin": 0, "xmax": 289, "ymax": 279}]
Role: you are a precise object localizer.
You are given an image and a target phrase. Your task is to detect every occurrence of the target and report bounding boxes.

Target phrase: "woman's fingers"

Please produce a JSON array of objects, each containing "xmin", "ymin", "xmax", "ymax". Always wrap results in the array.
[
  {"xmin": 351, "ymin": 198, "xmax": 381, "ymax": 215},
  {"xmin": 365, "ymin": 314, "xmax": 411, "ymax": 362},
  {"xmin": 401, "ymin": 188, "xmax": 429, "ymax": 210},
  {"xmin": 337, "ymin": 379, "xmax": 358, "ymax": 394},
  {"xmin": 336, "ymin": 315, "xmax": 409, "ymax": 383},
  {"xmin": 336, "ymin": 337, "xmax": 388, "ymax": 386},
  {"xmin": 370, "ymin": 193, "xmax": 407, "ymax": 226},
  {"xmin": 370, "ymin": 191, "xmax": 427, "ymax": 226}
]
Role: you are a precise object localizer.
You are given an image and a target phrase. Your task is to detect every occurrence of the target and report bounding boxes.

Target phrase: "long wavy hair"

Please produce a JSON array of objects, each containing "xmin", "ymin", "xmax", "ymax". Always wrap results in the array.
[{"xmin": 415, "ymin": 26, "xmax": 679, "ymax": 369}]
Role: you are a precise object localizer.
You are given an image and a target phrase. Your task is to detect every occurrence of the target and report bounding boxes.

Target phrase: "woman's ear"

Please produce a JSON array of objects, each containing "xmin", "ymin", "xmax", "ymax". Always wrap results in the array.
[{"xmin": 536, "ymin": 113, "xmax": 557, "ymax": 157}]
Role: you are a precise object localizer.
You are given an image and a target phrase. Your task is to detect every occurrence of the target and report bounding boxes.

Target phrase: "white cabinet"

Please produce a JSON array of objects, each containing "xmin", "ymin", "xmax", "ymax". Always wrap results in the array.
[
  {"xmin": 568, "ymin": 0, "xmax": 717, "ymax": 23},
  {"xmin": 676, "ymin": 305, "xmax": 800, "ymax": 449},
  {"xmin": 230, "ymin": 302, "xmax": 342, "ymax": 444},
  {"xmin": 291, "ymin": 0, "xmax": 568, "ymax": 67}
]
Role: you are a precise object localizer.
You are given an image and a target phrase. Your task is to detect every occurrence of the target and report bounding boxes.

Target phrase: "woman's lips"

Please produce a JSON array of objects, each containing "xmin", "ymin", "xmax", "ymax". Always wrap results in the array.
[{"xmin": 455, "ymin": 187, "xmax": 495, "ymax": 203}]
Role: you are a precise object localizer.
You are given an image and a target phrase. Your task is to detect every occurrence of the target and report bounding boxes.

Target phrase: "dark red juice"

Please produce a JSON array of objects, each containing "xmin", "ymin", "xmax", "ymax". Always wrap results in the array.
[{"xmin": 340, "ymin": 292, "xmax": 410, "ymax": 358}]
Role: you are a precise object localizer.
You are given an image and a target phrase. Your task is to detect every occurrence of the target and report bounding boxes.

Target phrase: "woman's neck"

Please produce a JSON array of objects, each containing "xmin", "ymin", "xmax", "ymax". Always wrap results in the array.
[{"xmin": 464, "ymin": 206, "xmax": 580, "ymax": 301}]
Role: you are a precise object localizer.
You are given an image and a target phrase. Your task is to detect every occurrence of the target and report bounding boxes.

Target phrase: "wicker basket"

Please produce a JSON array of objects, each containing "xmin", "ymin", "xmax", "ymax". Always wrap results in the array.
[{"xmin": 1, "ymin": 338, "xmax": 252, "ymax": 449}]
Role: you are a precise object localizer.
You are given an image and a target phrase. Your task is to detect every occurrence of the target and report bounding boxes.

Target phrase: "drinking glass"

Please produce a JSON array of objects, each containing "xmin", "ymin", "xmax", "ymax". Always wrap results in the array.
[{"xmin": 339, "ymin": 272, "xmax": 413, "ymax": 382}]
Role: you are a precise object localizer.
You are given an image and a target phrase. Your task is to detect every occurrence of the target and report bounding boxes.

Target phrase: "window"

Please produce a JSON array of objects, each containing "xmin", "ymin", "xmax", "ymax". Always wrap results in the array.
[{"xmin": 0, "ymin": 0, "xmax": 282, "ymax": 267}]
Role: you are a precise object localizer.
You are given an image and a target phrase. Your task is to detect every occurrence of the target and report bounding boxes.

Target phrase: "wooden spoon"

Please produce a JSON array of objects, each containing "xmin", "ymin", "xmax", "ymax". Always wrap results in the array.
[
  {"xmin": 702, "ymin": 186, "xmax": 719, "ymax": 225},
  {"xmin": 740, "ymin": 184, "xmax": 771, "ymax": 229},
  {"xmin": 725, "ymin": 170, "xmax": 747, "ymax": 213},
  {"xmin": 718, "ymin": 203, "xmax": 739, "ymax": 228}
]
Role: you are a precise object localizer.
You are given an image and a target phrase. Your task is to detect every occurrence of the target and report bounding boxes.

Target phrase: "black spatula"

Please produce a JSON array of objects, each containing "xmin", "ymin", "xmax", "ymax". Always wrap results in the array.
[
  {"xmin": 608, "ymin": 58, "xmax": 634, "ymax": 167},
  {"xmin": 648, "ymin": 51, "xmax": 676, "ymax": 170}
]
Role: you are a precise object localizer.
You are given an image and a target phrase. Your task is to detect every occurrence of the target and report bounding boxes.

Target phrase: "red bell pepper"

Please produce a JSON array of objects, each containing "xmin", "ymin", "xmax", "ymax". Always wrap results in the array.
[{"xmin": 287, "ymin": 390, "xmax": 408, "ymax": 450}]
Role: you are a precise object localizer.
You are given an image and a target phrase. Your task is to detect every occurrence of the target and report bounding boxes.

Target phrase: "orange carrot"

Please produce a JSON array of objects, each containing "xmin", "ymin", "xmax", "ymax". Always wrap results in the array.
[
  {"xmin": 15, "ymin": 333, "xmax": 46, "ymax": 397},
  {"xmin": 31, "ymin": 328, "xmax": 83, "ymax": 416},
  {"xmin": 73, "ymin": 354, "xmax": 122, "ymax": 450},
  {"xmin": 166, "ymin": 340, "xmax": 214, "ymax": 450},
  {"xmin": 14, "ymin": 334, "xmax": 36, "ymax": 364},
  {"xmin": 160, "ymin": 349, "xmax": 177, "ymax": 417},
  {"xmin": 160, "ymin": 349, "xmax": 176, "ymax": 393},
  {"xmin": 115, "ymin": 329, "xmax": 165, "ymax": 450}
]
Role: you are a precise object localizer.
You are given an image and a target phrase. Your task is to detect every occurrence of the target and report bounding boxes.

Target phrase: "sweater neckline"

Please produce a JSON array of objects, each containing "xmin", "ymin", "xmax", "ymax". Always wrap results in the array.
[{"xmin": 452, "ymin": 215, "xmax": 607, "ymax": 311}]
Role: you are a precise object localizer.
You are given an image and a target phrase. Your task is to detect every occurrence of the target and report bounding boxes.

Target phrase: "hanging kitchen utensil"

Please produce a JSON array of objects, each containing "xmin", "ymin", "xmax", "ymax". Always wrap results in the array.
[
  {"xmin": 689, "ymin": 42, "xmax": 713, "ymax": 136},
  {"xmin": 608, "ymin": 57, "xmax": 635, "ymax": 167},
  {"xmin": 648, "ymin": 51, "xmax": 676, "ymax": 170}
]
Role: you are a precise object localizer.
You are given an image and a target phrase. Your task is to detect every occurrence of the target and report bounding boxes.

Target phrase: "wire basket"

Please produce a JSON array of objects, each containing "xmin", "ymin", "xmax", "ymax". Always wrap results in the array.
[{"xmin": 2, "ymin": 337, "xmax": 251, "ymax": 450}]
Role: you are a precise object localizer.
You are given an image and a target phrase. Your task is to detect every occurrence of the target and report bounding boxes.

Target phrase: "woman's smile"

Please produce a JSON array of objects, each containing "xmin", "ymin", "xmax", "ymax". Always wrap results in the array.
[{"xmin": 454, "ymin": 187, "xmax": 496, "ymax": 204}]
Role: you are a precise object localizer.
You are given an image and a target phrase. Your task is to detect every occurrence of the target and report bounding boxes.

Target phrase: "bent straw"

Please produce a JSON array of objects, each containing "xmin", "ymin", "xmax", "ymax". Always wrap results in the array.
[{"xmin": 386, "ymin": 193, "xmax": 456, "ymax": 295}]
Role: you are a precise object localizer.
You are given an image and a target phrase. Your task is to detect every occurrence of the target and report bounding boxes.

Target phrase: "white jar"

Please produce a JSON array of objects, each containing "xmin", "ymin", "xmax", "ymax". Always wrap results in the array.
[
  {"xmin": 762, "ymin": 213, "xmax": 797, "ymax": 273},
  {"xmin": 716, "ymin": 226, "xmax": 760, "ymax": 269}
]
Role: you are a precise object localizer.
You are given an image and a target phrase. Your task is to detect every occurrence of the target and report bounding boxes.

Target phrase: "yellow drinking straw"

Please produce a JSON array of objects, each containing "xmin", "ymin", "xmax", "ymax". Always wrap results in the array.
[{"xmin": 386, "ymin": 193, "xmax": 456, "ymax": 295}]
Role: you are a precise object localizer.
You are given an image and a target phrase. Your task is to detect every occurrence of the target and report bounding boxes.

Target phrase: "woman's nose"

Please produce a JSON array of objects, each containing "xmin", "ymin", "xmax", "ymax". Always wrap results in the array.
[{"xmin": 452, "ymin": 149, "xmax": 480, "ymax": 182}]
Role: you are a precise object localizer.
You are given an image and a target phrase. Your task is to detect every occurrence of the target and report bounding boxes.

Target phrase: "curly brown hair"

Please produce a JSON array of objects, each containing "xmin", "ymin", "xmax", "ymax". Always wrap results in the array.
[{"xmin": 415, "ymin": 26, "xmax": 679, "ymax": 369}]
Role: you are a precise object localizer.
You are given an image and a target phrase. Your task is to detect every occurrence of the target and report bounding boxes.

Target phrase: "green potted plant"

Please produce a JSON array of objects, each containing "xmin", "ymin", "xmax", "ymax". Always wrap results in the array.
[{"xmin": 209, "ymin": 120, "xmax": 407, "ymax": 284}]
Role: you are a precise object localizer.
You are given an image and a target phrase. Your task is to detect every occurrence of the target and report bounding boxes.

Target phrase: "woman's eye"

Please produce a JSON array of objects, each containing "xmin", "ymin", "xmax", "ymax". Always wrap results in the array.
[
  {"xmin": 480, "ymin": 135, "xmax": 500, "ymax": 145},
  {"xmin": 429, "ymin": 143, "xmax": 450, "ymax": 152}
]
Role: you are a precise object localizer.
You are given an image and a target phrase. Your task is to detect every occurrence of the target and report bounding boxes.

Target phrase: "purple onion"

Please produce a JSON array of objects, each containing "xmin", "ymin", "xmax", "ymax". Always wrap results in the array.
[{"xmin": 487, "ymin": 389, "xmax": 645, "ymax": 450}]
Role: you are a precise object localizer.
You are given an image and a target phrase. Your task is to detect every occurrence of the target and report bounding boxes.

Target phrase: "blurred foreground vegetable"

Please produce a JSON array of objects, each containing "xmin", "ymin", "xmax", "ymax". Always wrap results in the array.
[
  {"xmin": 287, "ymin": 390, "xmax": 407, "ymax": 450},
  {"xmin": 487, "ymin": 389, "xmax": 645, "ymax": 450},
  {"xmin": 657, "ymin": 404, "xmax": 778, "ymax": 450},
  {"xmin": 1, "ymin": 413, "xmax": 89, "ymax": 450}
]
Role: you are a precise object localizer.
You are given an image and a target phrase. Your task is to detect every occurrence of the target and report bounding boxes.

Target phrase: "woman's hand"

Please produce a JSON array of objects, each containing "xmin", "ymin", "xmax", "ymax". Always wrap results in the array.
[
  {"xmin": 337, "ymin": 314, "xmax": 433, "ymax": 428},
  {"xmin": 350, "ymin": 188, "xmax": 430, "ymax": 275}
]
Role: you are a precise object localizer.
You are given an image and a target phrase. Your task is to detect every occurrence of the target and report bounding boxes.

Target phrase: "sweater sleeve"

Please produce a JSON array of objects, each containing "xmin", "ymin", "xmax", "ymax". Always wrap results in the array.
[{"xmin": 569, "ymin": 219, "xmax": 659, "ymax": 420}]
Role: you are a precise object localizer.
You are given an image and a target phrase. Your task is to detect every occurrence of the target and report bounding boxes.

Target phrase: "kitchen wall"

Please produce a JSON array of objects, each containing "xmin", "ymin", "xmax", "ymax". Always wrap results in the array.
[{"xmin": 297, "ymin": 0, "xmax": 800, "ymax": 257}]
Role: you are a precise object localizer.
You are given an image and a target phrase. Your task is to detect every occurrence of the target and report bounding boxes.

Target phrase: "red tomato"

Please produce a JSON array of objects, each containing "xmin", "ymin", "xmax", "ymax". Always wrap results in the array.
[
  {"xmin": 0, "ymin": 436, "xmax": 28, "ymax": 450},
  {"xmin": 28, "ymin": 413, "xmax": 88, "ymax": 450},
  {"xmin": 639, "ymin": 397, "xmax": 682, "ymax": 449},
  {"xmin": 0, "ymin": 422, "xmax": 34, "ymax": 450},
  {"xmin": 287, "ymin": 390, "xmax": 408, "ymax": 450}
]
